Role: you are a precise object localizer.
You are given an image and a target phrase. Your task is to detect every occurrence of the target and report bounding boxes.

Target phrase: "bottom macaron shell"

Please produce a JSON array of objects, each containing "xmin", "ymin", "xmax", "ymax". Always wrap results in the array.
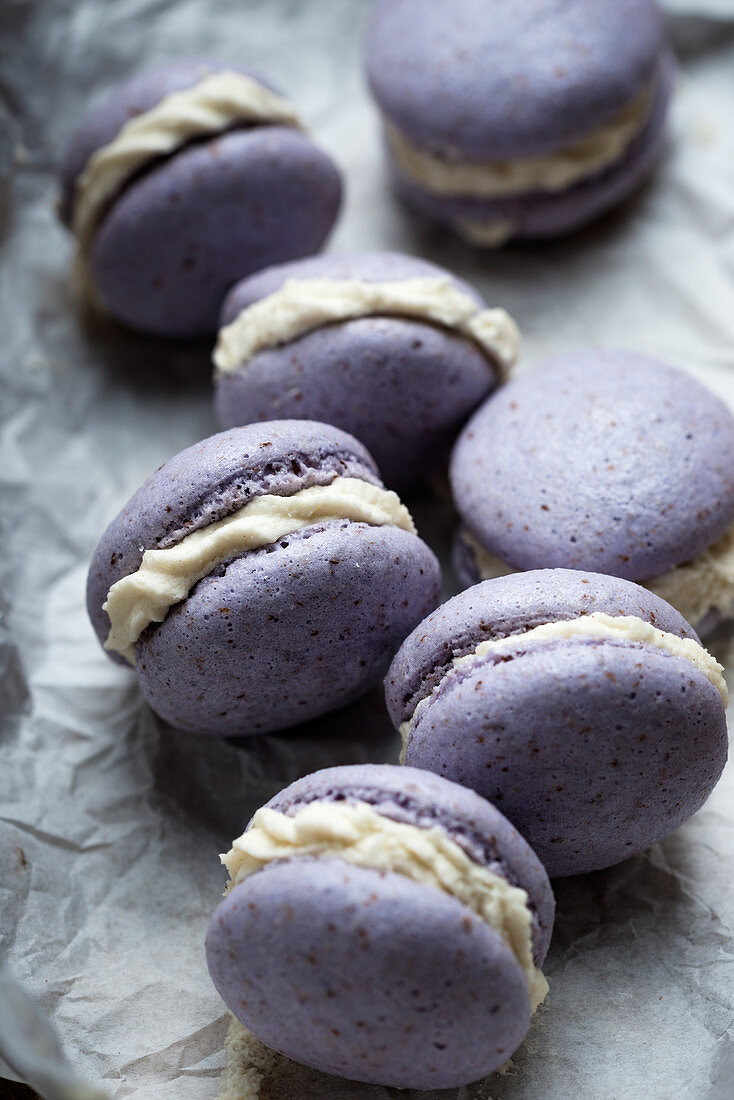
[
  {"xmin": 206, "ymin": 858, "xmax": 531, "ymax": 1089},
  {"xmin": 136, "ymin": 522, "xmax": 440, "ymax": 735},
  {"xmin": 90, "ymin": 127, "xmax": 341, "ymax": 336},
  {"xmin": 405, "ymin": 640, "xmax": 727, "ymax": 877},
  {"xmin": 215, "ymin": 316, "xmax": 497, "ymax": 490},
  {"xmin": 391, "ymin": 56, "xmax": 672, "ymax": 242}
]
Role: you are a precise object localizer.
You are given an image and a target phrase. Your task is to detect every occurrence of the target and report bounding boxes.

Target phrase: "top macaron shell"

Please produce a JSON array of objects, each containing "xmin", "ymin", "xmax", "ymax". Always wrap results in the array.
[
  {"xmin": 61, "ymin": 60, "xmax": 342, "ymax": 336},
  {"xmin": 88, "ymin": 421, "xmax": 441, "ymax": 735},
  {"xmin": 214, "ymin": 251, "xmax": 502, "ymax": 489},
  {"xmin": 206, "ymin": 764, "xmax": 554, "ymax": 1088},
  {"xmin": 366, "ymin": 0, "xmax": 664, "ymax": 160},
  {"xmin": 450, "ymin": 351, "xmax": 734, "ymax": 582}
]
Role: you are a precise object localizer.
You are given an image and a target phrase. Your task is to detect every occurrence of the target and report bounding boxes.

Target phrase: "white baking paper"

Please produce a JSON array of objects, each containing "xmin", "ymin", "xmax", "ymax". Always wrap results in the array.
[{"xmin": 0, "ymin": 2, "xmax": 733, "ymax": 1098}]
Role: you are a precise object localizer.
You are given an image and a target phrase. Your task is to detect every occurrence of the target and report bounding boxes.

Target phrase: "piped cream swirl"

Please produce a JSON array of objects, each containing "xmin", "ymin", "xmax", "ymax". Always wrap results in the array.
[
  {"xmin": 213, "ymin": 276, "xmax": 519, "ymax": 379},
  {"xmin": 400, "ymin": 611, "xmax": 728, "ymax": 759},
  {"xmin": 103, "ymin": 477, "xmax": 414, "ymax": 663},
  {"xmin": 223, "ymin": 799, "xmax": 547, "ymax": 1010},
  {"xmin": 72, "ymin": 70, "xmax": 303, "ymax": 253},
  {"xmin": 385, "ymin": 85, "xmax": 653, "ymax": 202},
  {"xmin": 461, "ymin": 524, "xmax": 734, "ymax": 632}
]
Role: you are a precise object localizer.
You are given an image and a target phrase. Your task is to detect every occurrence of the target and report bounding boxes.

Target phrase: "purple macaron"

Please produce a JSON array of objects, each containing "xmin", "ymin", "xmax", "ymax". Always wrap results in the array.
[
  {"xmin": 206, "ymin": 763, "xmax": 555, "ymax": 1089},
  {"xmin": 366, "ymin": 0, "xmax": 673, "ymax": 243},
  {"xmin": 450, "ymin": 350, "xmax": 734, "ymax": 632},
  {"xmin": 386, "ymin": 570, "xmax": 729, "ymax": 877},
  {"xmin": 213, "ymin": 250, "xmax": 519, "ymax": 489},
  {"xmin": 86, "ymin": 421, "xmax": 440, "ymax": 736},
  {"xmin": 59, "ymin": 59, "xmax": 342, "ymax": 336}
]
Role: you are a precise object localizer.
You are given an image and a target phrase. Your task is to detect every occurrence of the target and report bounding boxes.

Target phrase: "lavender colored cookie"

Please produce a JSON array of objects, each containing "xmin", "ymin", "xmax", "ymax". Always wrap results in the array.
[
  {"xmin": 450, "ymin": 350, "xmax": 734, "ymax": 632},
  {"xmin": 206, "ymin": 763, "xmax": 555, "ymax": 1089},
  {"xmin": 213, "ymin": 251, "xmax": 519, "ymax": 489},
  {"xmin": 386, "ymin": 570, "xmax": 729, "ymax": 877},
  {"xmin": 86, "ymin": 421, "xmax": 440, "ymax": 736},
  {"xmin": 366, "ymin": 0, "xmax": 672, "ymax": 244},
  {"xmin": 59, "ymin": 60, "xmax": 342, "ymax": 336}
]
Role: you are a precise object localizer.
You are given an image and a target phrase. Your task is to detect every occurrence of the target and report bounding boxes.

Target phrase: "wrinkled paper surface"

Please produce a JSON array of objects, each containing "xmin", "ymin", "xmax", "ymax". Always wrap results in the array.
[{"xmin": 1, "ymin": 1, "xmax": 734, "ymax": 1098}]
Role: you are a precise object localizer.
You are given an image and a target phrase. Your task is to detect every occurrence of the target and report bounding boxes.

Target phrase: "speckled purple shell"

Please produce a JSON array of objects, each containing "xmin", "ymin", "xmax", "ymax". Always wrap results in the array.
[
  {"xmin": 450, "ymin": 350, "xmax": 734, "ymax": 582},
  {"xmin": 366, "ymin": 0, "xmax": 671, "ymax": 239},
  {"xmin": 87, "ymin": 421, "xmax": 441, "ymax": 736},
  {"xmin": 206, "ymin": 764, "xmax": 554, "ymax": 1089},
  {"xmin": 386, "ymin": 570, "xmax": 728, "ymax": 877},
  {"xmin": 214, "ymin": 251, "xmax": 502, "ymax": 489},
  {"xmin": 60, "ymin": 60, "xmax": 342, "ymax": 336}
]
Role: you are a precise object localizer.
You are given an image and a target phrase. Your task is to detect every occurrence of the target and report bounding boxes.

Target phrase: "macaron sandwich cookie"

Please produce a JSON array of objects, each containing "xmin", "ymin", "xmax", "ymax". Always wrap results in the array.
[
  {"xmin": 387, "ymin": 570, "xmax": 728, "ymax": 877},
  {"xmin": 213, "ymin": 250, "xmax": 519, "ymax": 488},
  {"xmin": 451, "ymin": 350, "xmax": 734, "ymax": 634},
  {"xmin": 206, "ymin": 763, "xmax": 554, "ymax": 1089},
  {"xmin": 59, "ymin": 59, "xmax": 342, "ymax": 336},
  {"xmin": 87, "ymin": 421, "xmax": 440, "ymax": 736},
  {"xmin": 366, "ymin": 0, "xmax": 672, "ymax": 244}
]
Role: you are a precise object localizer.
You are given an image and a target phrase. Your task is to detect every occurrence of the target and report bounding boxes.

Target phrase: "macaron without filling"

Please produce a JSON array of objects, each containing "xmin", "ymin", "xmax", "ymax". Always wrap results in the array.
[
  {"xmin": 386, "ymin": 570, "xmax": 728, "ymax": 877},
  {"xmin": 450, "ymin": 350, "xmax": 734, "ymax": 632},
  {"xmin": 87, "ymin": 421, "xmax": 441, "ymax": 736},
  {"xmin": 213, "ymin": 251, "xmax": 519, "ymax": 489},
  {"xmin": 59, "ymin": 59, "xmax": 342, "ymax": 336},
  {"xmin": 206, "ymin": 763, "xmax": 554, "ymax": 1089},
  {"xmin": 366, "ymin": 0, "xmax": 672, "ymax": 243}
]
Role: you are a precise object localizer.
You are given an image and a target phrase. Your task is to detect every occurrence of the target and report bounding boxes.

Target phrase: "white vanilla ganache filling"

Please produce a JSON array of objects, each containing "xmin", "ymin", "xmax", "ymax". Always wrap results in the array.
[
  {"xmin": 72, "ymin": 70, "xmax": 303, "ymax": 252},
  {"xmin": 399, "ymin": 612, "xmax": 728, "ymax": 757},
  {"xmin": 103, "ymin": 477, "xmax": 415, "ymax": 663},
  {"xmin": 462, "ymin": 523, "xmax": 734, "ymax": 631},
  {"xmin": 384, "ymin": 85, "xmax": 653, "ymax": 202},
  {"xmin": 646, "ymin": 524, "xmax": 734, "ymax": 630},
  {"xmin": 223, "ymin": 800, "xmax": 548, "ymax": 1011},
  {"xmin": 213, "ymin": 276, "xmax": 520, "ymax": 379}
]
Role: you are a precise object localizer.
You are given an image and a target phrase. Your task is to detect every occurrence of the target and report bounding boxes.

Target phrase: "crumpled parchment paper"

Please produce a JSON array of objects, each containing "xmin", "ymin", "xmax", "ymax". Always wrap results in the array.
[{"xmin": 1, "ymin": 1, "xmax": 733, "ymax": 1098}]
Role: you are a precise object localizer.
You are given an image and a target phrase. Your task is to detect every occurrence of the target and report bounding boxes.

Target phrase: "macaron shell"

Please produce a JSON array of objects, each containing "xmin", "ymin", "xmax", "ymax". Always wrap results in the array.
[
  {"xmin": 90, "ymin": 127, "xmax": 342, "ymax": 336},
  {"xmin": 450, "ymin": 351, "xmax": 734, "ymax": 581},
  {"xmin": 366, "ymin": 0, "xmax": 663, "ymax": 159},
  {"xmin": 390, "ymin": 54, "xmax": 671, "ymax": 241},
  {"xmin": 404, "ymin": 638, "xmax": 728, "ymax": 877},
  {"xmin": 206, "ymin": 859, "xmax": 532, "ymax": 1089},
  {"xmin": 87, "ymin": 421, "xmax": 379, "ymax": 656},
  {"xmin": 135, "ymin": 522, "xmax": 441, "ymax": 735},
  {"xmin": 385, "ymin": 569, "xmax": 701, "ymax": 729},
  {"xmin": 215, "ymin": 316, "xmax": 497, "ymax": 490},
  {"xmin": 265, "ymin": 762, "xmax": 554, "ymax": 963}
]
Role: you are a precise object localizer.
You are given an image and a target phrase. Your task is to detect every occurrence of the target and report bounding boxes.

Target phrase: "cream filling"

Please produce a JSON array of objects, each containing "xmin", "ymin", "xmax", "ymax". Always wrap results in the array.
[
  {"xmin": 385, "ymin": 84, "xmax": 653, "ymax": 200},
  {"xmin": 400, "ymin": 611, "xmax": 728, "ymax": 757},
  {"xmin": 72, "ymin": 70, "xmax": 303, "ymax": 253},
  {"xmin": 103, "ymin": 477, "xmax": 414, "ymax": 663},
  {"xmin": 454, "ymin": 217, "xmax": 517, "ymax": 249},
  {"xmin": 646, "ymin": 524, "xmax": 734, "ymax": 630},
  {"xmin": 463, "ymin": 526, "xmax": 734, "ymax": 631},
  {"xmin": 223, "ymin": 799, "xmax": 547, "ymax": 1011},
  {"xmin": 213, "ymin": 276, "xmax": 520, "ymax": 380}
]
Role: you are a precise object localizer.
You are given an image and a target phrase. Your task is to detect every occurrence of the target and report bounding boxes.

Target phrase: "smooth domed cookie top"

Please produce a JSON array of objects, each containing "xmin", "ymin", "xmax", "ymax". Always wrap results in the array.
[
  {"xmin": 450, "ymin": 351, "xmax": 734, "ymax": 582},
  {"xmin": 264, "ymin": 763, "xmax": 555, "ymax": 965},
  {"xmin": 366, "ymin": 0, "xmax": 664, "ymax": 160},
  {"xmin": 385, "ymin": 568, "xmax": 701, "ymax": 727},
  {"xmin": 218, "ymin": 250, "xmax": 484, "ymax": 326}
]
